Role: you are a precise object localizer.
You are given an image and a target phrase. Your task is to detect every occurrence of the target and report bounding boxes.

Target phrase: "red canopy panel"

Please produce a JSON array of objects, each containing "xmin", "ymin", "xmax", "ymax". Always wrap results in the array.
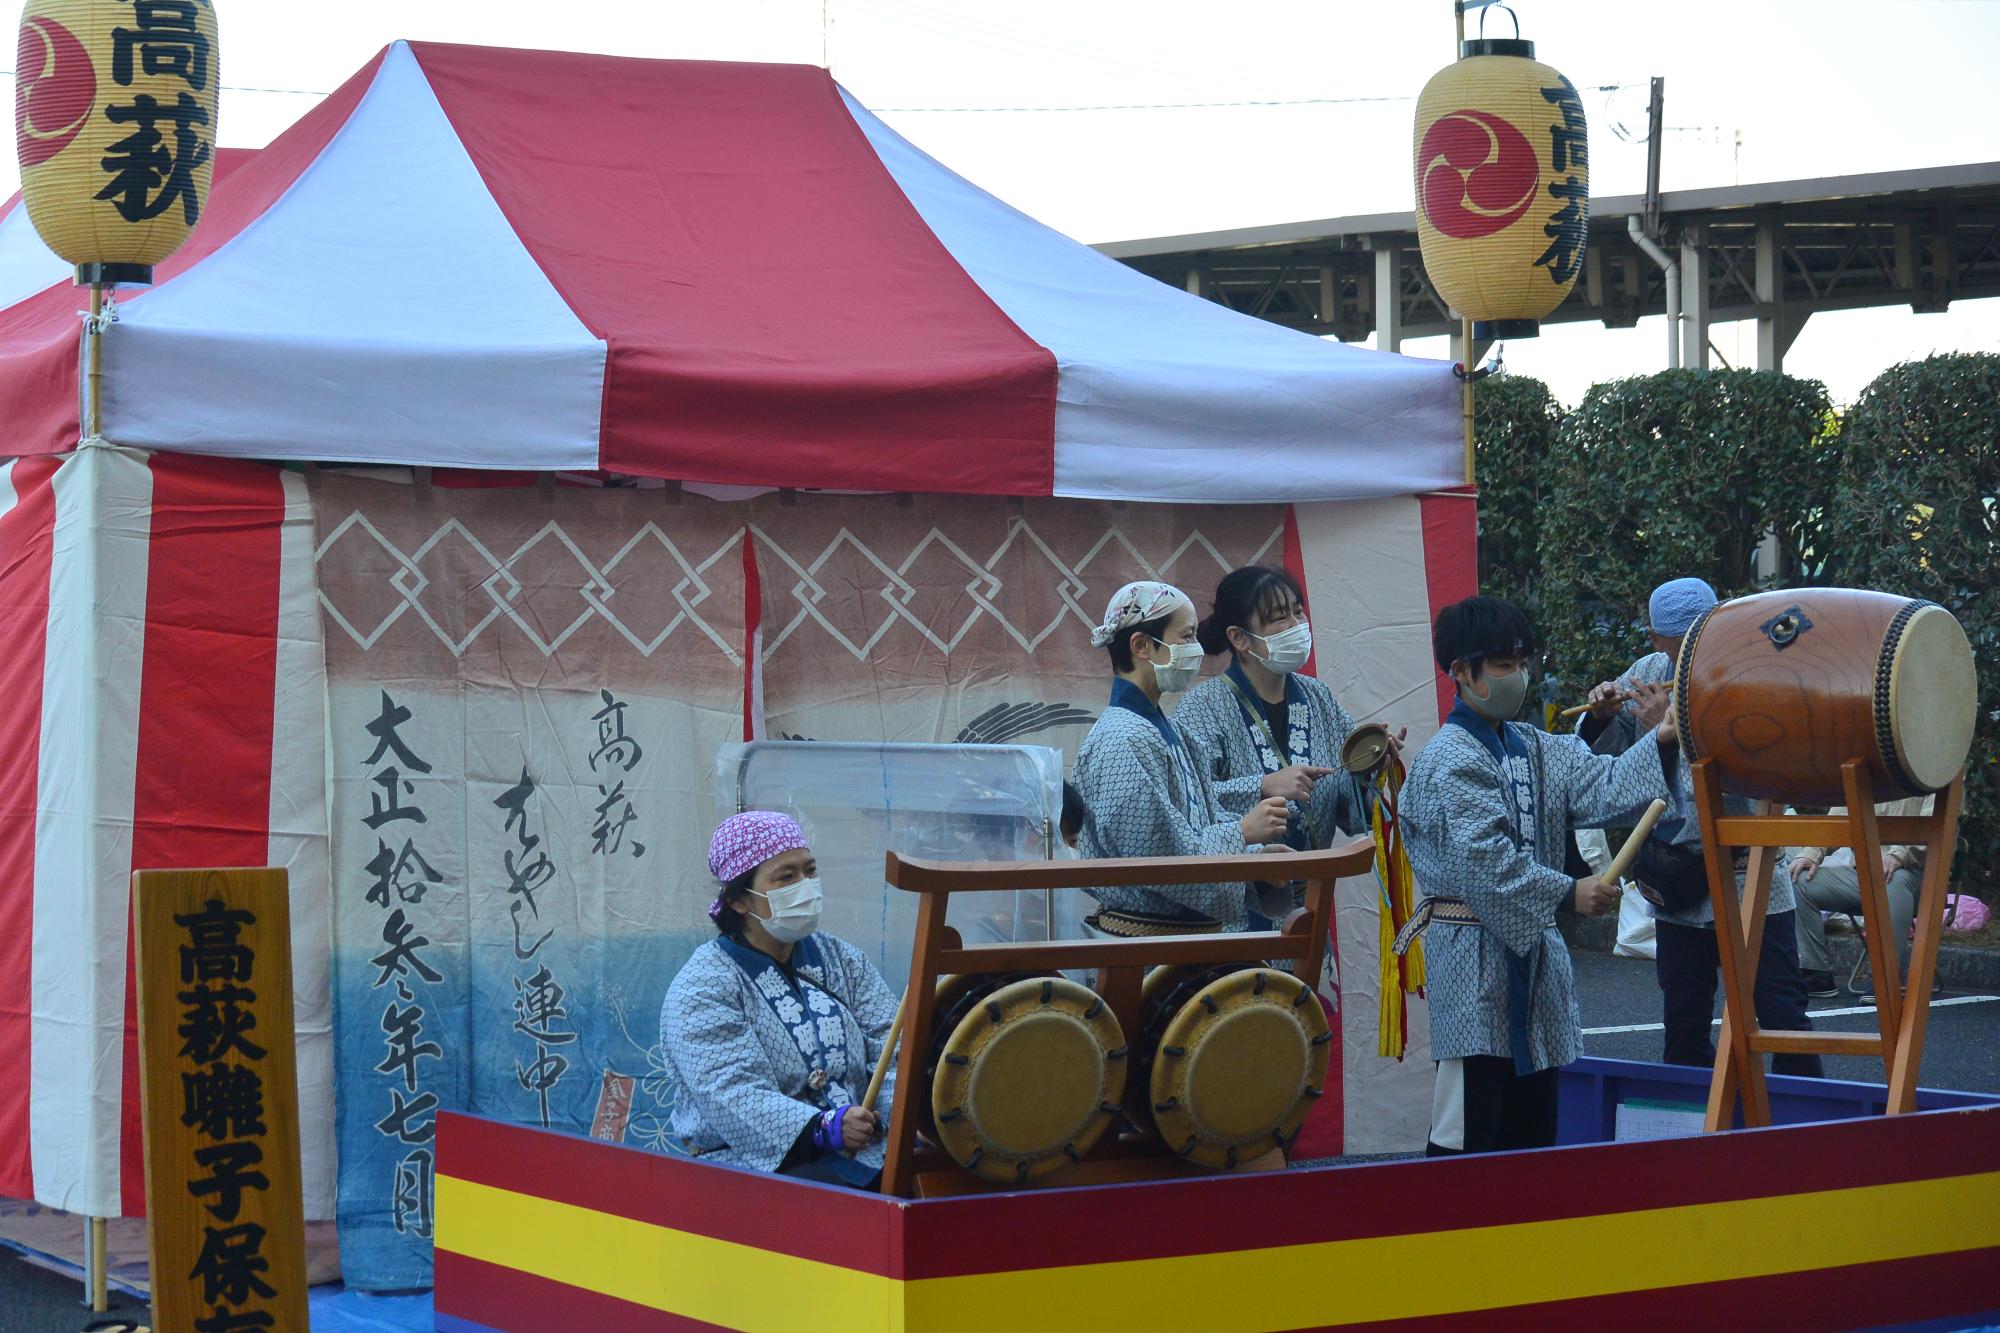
[{"xmin": 413, "ymin": 44, "xmax": 1058, "ymax": 494}]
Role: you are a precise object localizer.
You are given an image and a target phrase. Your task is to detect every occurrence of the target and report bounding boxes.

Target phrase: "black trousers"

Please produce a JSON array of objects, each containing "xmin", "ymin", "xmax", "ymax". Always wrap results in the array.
[
  {"xmin": 1655, "ymin": 911, "xmax": 1825, "ymax": 1079},
  {"xmin": 1425, "ymin": 1055, "xmax": 1560, "ymax": 1156}
]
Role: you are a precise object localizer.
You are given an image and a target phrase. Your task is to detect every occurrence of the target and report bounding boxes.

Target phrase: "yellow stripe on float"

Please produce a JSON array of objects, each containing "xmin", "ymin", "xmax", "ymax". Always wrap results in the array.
[
  {"xmin": 435, "ymin": 1174, "xmax": 904, "ymax": 1332},
  {"xmin": 902, "ymin": 1170, "xmax": 2000, "ymax": 1332},
  {"xmin": 436, "ymin": 1169, "xmax": 2000, "ymax": 1333}
]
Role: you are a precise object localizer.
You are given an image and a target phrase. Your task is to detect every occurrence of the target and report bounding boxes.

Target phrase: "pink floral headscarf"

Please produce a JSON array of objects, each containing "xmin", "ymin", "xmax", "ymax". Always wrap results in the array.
[
  {"xmin": 706, "ymin": 811, "xmax": 811, "ymax": 922},
  {"xmin": 707, "ymin": 810, "xmax": 809, "ymax": 886}
]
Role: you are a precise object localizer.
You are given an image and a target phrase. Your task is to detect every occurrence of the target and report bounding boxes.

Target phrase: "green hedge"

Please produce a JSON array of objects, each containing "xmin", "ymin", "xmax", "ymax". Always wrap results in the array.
[
  {"xmin": 1474, "ymin": 374, "xmax": 1565, "ymax": 621},
  {"xmin": 1534, "ymin": 369, "xmax": 1838, "ymax": 705},
  {"xmin": 1820, "ymin": 353, "xmax": 2000, "ymax": 888}
]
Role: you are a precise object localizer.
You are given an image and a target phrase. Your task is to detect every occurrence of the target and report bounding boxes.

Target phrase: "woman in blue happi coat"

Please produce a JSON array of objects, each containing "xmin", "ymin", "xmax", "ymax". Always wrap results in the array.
[
  {"xmin": 660, "ymin": 811, "xmax": 897, "ymax": 1187},
  {"xmin": 1175, "ymin": 566, "xmax": 1406, "ymax": 860}
]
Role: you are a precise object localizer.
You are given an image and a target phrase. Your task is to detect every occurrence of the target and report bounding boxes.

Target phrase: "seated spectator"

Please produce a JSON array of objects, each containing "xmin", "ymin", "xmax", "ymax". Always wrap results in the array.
[{"xmin": 1790, "ymin": 796, "xmax": 1940, "ymax": 1000}]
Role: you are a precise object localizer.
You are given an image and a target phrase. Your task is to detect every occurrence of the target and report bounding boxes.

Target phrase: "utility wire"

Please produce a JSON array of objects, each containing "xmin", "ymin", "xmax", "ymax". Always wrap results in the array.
[
  {"xmin": 6, "ymin": 64, "xmax": 1645, "ymax": 116},
  {"xmin": 0, "ymin": 69, "xmax": 328, "ymax": 95},
  {"xmin": 877, "ymin": 81, "xmax": 1639, "ymax": 113},
  {"xmin": 5, "ymin": 64, "xmax": 1642, "ymax": 113}
]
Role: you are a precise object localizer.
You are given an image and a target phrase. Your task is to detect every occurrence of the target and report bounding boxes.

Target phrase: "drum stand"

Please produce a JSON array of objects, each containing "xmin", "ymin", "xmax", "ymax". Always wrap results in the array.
[
  {"xmin": 1692, "ymin": 759, "xmax": 1965, "ymax": 1131},
  {"xmin": 878, "ymin": 843, "xmax": 1371, "ymax": 1198}
]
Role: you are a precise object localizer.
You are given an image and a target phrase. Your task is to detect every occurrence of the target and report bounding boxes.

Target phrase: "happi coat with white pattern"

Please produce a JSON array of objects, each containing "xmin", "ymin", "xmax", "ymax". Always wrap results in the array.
[
  {"xmin": 1402, "ymin": 703, "xmax": 1672, "ymax": 1072},
  {"xmin": 1173, "ymin": 663, "xmax": 1370, "ymax": 850},
  {"xmin": 1071, "ymin": 679, "xmax": 1255, "ymax": 927},
  {"xmin": 660, "ymin": 932, "xmax": 898, "ymax": 1175}
]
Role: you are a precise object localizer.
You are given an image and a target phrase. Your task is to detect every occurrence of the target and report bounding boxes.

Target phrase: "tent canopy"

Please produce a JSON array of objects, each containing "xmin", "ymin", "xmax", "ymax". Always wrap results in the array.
[{"xmin": 0, "ymin": 41, "xmax": 1460, "ymax": 503}]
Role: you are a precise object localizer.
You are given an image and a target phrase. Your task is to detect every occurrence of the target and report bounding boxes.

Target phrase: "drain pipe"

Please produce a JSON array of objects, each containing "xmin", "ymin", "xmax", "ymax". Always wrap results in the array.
[{"xmin": 1628, "ymin": 215, "xmax": 1681, "ymax": 370}]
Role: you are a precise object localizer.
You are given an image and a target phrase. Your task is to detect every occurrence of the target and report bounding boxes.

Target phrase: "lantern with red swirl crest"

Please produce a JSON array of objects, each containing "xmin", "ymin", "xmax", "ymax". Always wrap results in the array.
[
  {"xmin": 1412, "ymin": 31, "xmax": 1587, "ymax": 340},
  {"xmin": 13, "ymin": 0, "xmax": 219, "ymax": 286}
]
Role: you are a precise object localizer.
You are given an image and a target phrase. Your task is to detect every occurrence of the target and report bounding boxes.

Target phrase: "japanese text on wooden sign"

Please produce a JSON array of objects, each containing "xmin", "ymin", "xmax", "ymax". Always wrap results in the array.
[{"xmin": 134, "ymin": 867, "xmax": 307, "ymax": 1333}]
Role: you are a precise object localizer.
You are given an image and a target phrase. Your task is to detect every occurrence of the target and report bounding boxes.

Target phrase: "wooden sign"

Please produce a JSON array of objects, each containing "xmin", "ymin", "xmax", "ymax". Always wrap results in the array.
[{"xmin": 133, "ymin": 867, "xmax": 308, "ymax": 1333}]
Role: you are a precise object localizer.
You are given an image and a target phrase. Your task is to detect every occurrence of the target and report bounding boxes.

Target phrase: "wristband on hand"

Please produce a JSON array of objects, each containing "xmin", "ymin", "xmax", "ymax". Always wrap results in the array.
[{"xmin": 809, "ymin": 1109, "xmax": 837, "ymax": 1153}]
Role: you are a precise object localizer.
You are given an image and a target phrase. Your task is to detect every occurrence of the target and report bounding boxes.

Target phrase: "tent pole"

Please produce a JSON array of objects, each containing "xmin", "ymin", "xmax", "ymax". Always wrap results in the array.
[
  {"xmin": 87, "ymin": 1214, "xmax": 107, "ymax": 1311},
  {"xmin": 82, "ymin": 283, "xmax": 107, "ymax": 447},
  {"xmin": 1462, "ymin": 319, "xmax": 1477, "ymax": 485},
  {"xmin": 1453, "ymin": 4, "xmax": 1476, "ymax": 486}
]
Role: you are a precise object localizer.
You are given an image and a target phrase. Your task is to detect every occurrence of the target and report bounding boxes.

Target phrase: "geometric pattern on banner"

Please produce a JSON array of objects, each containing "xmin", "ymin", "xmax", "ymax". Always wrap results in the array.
[
  {"xmin": 315, "ymin": 507, "xmax": 1279, "ymax": 665},
  {"xmin": 756, "ymin": 521, "xmax": 1282, "ymax": 661},
  {"xmin": 314, "ymin": 510, "xmax": 745, "ymax": 663}
]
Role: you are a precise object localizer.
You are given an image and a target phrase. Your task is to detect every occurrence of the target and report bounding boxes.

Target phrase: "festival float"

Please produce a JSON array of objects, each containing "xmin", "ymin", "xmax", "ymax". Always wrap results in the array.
[{"xmin": 3, "ymin": 12, "xmax": 1997, "ymax": 1332}]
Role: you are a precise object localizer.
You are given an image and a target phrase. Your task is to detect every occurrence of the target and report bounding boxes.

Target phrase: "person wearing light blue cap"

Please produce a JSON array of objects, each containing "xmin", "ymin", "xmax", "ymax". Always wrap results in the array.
[
  {"xmin": 1647, "ymin": 576, "xmax": 1719, "ymax": 644},
  {"xmin": 1578, "ymin": 576, "xmax": 1824, "ymax": 1079}
]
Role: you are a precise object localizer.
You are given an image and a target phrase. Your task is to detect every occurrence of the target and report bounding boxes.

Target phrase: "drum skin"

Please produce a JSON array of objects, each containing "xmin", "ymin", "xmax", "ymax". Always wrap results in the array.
[
  {"xmin": 1129, "ymin": 964, "xmax": 1331, "ymax": 1170},
  {"xmin": 1675, "ymin": 588, "xmax": 1977, "ymax": 805},
  {"xmin": 923, "ymin": 973, "xmax": 1127, "ymax": 1185}
]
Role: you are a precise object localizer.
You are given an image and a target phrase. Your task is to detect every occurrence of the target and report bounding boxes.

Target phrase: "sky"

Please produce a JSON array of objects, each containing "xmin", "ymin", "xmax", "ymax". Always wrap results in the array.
[{"xmin": 6, "ymin": 0, "xmax": 1997, "ymax": 406}]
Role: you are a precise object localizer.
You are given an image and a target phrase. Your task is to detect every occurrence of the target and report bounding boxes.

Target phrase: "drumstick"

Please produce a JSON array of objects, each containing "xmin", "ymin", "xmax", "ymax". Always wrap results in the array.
[
  {"xmin": 862, "ymin": 988, "xmax": 909, "ymax": 1115},
  {"xmin": 1602, "ymin": 799, "xmax": 1669, "ymax": 883},
  {"xmin": 1556, "ymin": 685, "xmax": 1665, "ymax": 720}
]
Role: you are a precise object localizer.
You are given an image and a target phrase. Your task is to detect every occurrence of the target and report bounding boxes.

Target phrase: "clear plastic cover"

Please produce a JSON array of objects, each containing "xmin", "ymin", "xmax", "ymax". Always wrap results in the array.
[{"xmin": 714, "ymin": 740, "xmax": 1086, "ymax": 987}]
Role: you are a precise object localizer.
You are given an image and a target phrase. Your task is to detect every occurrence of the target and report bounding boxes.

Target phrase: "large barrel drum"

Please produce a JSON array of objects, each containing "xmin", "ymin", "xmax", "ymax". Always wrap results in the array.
[{"xmin": 1674, "ymin": 588, "xmax": 1977, "ymax": 805}]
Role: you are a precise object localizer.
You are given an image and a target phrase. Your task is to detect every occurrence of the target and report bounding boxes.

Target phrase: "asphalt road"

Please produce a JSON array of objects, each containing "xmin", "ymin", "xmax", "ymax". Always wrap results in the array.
[
  {"xmin": 1573, "ymin": 945, "xmax": 2000, "ymax": 1094},
  {"xmin": 2, "ymin": 949, "xmax": 1994, "ymax": 1331},
  {"xmin": 0, "ymin": 1253, "xmax": 145, "ymax": 1333}
]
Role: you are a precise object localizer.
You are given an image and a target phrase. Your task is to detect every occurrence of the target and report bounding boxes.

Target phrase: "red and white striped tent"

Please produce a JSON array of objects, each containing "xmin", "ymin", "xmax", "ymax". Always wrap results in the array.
[
  {"xmin": 1, "ymin": 40, "xmax": 1459, "ymax": 499},
  {"xmin": 0, "ymin": 41, "xmax": 1471, "ymax": 1232}
]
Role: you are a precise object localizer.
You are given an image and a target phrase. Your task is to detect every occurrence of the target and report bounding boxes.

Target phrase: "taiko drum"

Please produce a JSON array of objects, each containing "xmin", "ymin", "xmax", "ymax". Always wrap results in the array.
[{"xmin": 1674, "ymin": 588, "xmax": 1977, "ymax": 805}]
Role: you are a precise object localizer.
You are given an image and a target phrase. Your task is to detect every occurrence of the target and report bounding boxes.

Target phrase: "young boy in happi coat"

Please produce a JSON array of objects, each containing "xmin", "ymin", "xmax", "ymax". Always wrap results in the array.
[{"xmin": 1400, "ymin": 597, "xmax": 1678, "ymax": 1154}]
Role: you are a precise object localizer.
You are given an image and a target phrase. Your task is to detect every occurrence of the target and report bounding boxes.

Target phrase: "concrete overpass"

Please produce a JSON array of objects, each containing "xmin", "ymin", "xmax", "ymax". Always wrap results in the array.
[{"xmin": 1095, "ymin": 161, "xmax": 2000, "ymax": 373}]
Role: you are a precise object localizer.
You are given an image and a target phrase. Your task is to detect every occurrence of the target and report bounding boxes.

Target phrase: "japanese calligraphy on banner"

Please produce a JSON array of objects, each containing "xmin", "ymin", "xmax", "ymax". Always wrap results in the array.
[
  {"xmin": 132, "ymin": 868, "xmax": 308, "ymax": 1333},
  {"xmin": 313, "ymin": 474, "xmax": 745, "ymax": 1290},
  {"xmin": 307, "ymin": 472, "xmax": 1293, "ymax": 1289},
  {"xmin": 14, "ymin": 0, "xmax": 220, "ymax": 279}
]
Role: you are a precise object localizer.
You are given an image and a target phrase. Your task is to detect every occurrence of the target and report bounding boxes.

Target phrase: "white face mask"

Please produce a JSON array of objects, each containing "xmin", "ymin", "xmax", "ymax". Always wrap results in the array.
[
  {"xmin": 1251, "ymin": 621, "xmax": 1312, "ymax": 674},
  {"xmin": 1149, "ymin": 637, "xmax": 1205, "ymax": 694},
  {"xmin": 754, "ymin": 876, "xmax": 823, "ymax": 943}
]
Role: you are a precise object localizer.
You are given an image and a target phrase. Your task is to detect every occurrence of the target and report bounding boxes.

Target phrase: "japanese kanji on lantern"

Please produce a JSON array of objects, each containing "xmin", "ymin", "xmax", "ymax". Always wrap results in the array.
[
  {"xmin": 13, "ymin": 0, "xmax": 219, "ymax": 285},
  {"xmin": 1412, "ymin": 33, "xmax": 1587, "ymax": 340}
]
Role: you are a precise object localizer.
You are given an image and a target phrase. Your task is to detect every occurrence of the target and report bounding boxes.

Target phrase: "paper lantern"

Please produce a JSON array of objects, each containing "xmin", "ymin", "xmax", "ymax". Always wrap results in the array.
[
  {"xmin": 14, "ymin": 0, "xmax": 219, "ymax": 285},
  {"xmin": 1413, "ymin": 37, "xmax": 1587, "ymax": 340}
]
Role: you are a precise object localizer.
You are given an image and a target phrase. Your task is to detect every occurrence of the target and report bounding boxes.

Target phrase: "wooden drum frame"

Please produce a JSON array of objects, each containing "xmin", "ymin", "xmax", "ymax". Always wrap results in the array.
[
  {"xmin": 878, "ymin": 843, "xmax": 1372, "ymax": 1198},
  {"xmin": 1675, "ymin": 588, "xmax": 1976, "ymax": 1131}
]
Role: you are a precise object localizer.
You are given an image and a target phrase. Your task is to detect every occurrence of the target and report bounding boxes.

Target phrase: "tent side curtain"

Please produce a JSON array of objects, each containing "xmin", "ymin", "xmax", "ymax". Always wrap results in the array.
[
  {"xmin": 0, "ymin": 455, "xmax": 1470, "ymax": 1284},
  {"xmin": 0, "ymin": 448, "xmax": 333, "ymax": 1219}
]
